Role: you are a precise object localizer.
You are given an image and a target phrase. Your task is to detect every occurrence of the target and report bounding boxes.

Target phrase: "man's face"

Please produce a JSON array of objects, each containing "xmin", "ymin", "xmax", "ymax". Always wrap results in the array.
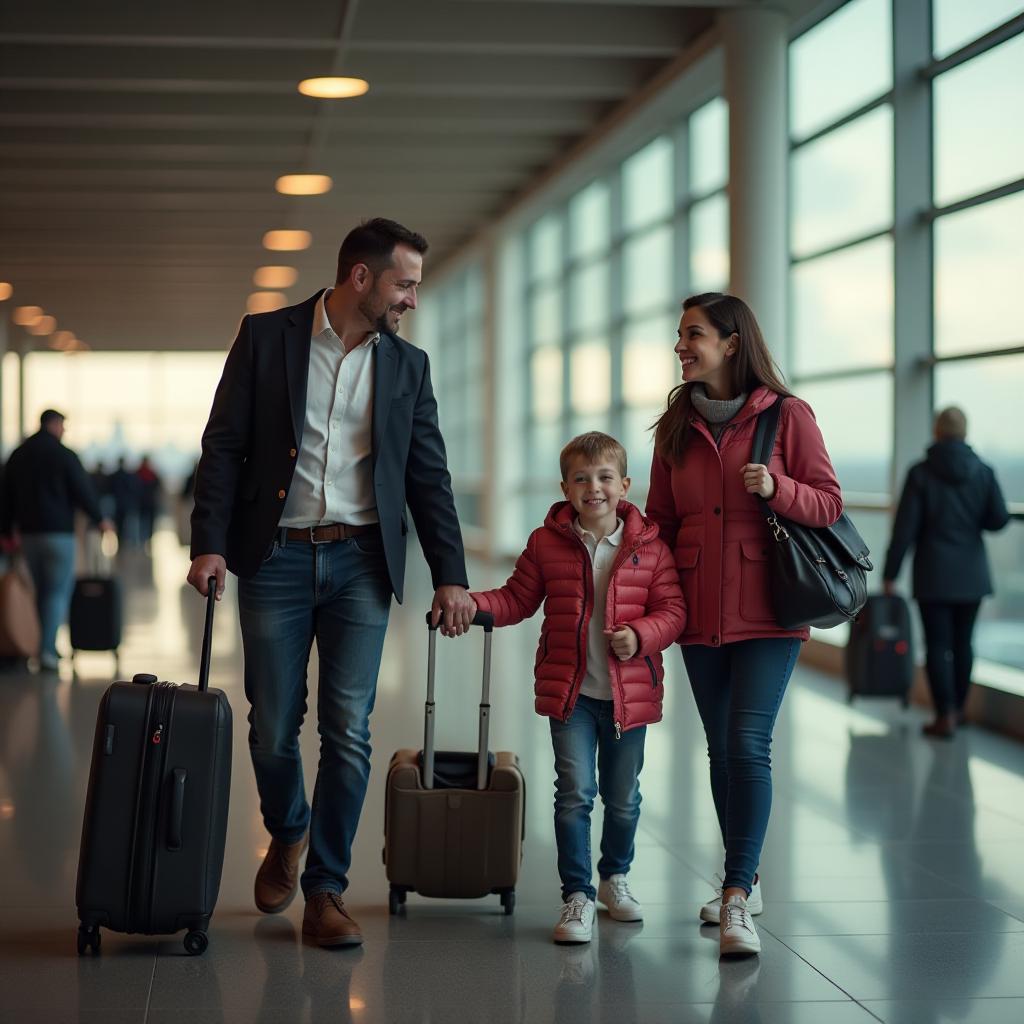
[{"xmin": 357, "ymin": 243, "xmax": 422, "ymax": 334}]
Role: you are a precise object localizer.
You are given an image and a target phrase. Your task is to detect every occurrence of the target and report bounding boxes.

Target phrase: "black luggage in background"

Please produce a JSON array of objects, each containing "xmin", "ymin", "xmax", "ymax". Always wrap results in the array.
[
  {"xmin": 70, "ymin": 532, "xmax": 122, "ymax": 659},
  {"xmin": 845, "ymin": 594, "xmax": 915, "ymax": 706},
  {"xmin": 75, "ymin": 578, "xmax": 231, "ymax": 956}
]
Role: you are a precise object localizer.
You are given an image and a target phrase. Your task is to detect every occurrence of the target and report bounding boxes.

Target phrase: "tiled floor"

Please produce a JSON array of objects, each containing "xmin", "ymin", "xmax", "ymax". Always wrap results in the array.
[{"xmin": 2, "ymin": 528, "xmax": 1023, "ymax": 1023}]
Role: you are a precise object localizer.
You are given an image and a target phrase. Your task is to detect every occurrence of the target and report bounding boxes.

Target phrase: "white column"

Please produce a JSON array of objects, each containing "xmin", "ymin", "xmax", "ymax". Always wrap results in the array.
[{"xmin": 721, "ymin": 9, "xmax": 789, "ymax": 371}]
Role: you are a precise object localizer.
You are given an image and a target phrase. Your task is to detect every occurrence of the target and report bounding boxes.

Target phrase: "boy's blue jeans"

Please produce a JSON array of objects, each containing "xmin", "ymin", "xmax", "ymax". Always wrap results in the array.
[
  {"xmin": 549, "ymin": 694, "xmax": 646, "ymax": 901},
  {"xmin": 237, "ymin": 531, "xmax": 392, "ymax": 898},
  {"xmin": 682, "ymin": 637, "xmax": 800, "ymax": 895}
]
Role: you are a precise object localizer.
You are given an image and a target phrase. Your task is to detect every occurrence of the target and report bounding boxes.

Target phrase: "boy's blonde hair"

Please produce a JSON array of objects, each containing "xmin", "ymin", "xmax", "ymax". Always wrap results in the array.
[{"xmin": 559, "ymin": 431, "xmax": 628, "ymax": 480}]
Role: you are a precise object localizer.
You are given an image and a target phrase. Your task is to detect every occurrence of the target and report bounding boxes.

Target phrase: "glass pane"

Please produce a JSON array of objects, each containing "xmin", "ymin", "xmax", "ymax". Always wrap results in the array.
[
  {"xmin": 795, "ymin": 373, "xmax": 893, "ymax": 495},
  {"xmin": 531, "ymin": 346, "xmax": 563, "ymax": 422},
  {"xmin": 569, "ymin": 180, "xmax": 611, "ymax": 260},
  {"xmin": 569, "ymin": 341, "xmax": 611, "ymax": 414},
  {"xmin": 570, "ymin": 411, "xmax": 611, "ymax": 439},
  {"xmin": 623, "ymin": 406, "xmax": 660, "ymax": 489},
  {"xmin": 529, "ymin": 213, "xmax": 562, "ymax": 281},
  {"xmin": 975, "ymin": 519, "xmax": 1024, "ymax": 671},
  {"xmin": 791, "ymin": 106, "xmax": 893, "ymax": 258},
  {"xmin": 623, "ymin": 225, "xmax": 674, "ymax": 317},
  {"xmin": 623, "ymin": 314, "xmax": 679, "ymax": 406},
  {"xmin": 933, "ymin": 0, "xmax": 1024, "ymax": 59},
  {"xmin": 934, "ymin": 35, "xmax": 1024, "ymax": 207},
  {"xmin": 689, "ymin": 97, "xmax": 728, "ymax": 195},
  {"xmin": 568, "ymin": 259, "xmax": 610, "ymax": 334},
  {"xmin": 689, "ymin": 193, "xmax": 730, "ymax": 294},
  {"xmin": 934, "ymin": 190, "xmax": 1024, "ymax": 356},
  {"xmin": 792, "ymin": 236, "xmax": 894, "ymax": 376},
  {"xmin": 528, "ymin": 425, "xmax": 564, "ymax": 487},
  {"xmin": 935, "ymin": 354, "xmax": 1024, "ymax": 504},
  {"xmin": 789, "ymin": 0, "xmax": 892, "ymax": 141},
  {"xmin": 529, "ymin": 283, "xmax": 562, "ymax": 347},
  {"xmin": 623, "ymin": 135, "xmax": 673, "ymax": 232}
]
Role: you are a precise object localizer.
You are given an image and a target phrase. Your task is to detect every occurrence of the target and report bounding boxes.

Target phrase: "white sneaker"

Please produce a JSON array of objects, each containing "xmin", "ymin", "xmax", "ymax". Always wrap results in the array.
[
  {"xmin": 597, "ymin": 874, "xmax": 643, "ymax": 922},
  {"xmin": 700, "ymin": 875, "xmax": 763, "ymax": 924},
  {"xmin": 720, "ymin": 894, "xmax": 761, "ymax": 956},
  {"xmin": 553, "ymin": 892, "xmax": 596, "ymax": 944}
]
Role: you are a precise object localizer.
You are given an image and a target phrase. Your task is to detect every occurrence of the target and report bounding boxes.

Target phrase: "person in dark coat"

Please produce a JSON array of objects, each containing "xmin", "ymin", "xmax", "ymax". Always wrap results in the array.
[{"xmin": 883, "ymin": 407, "xmax": 1010, "ymax": 737}]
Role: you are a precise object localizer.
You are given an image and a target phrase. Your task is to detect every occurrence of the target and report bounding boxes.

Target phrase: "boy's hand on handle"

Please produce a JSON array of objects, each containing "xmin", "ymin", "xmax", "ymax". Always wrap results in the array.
[
  {"xmin": 605, "ymin": 625, "xmax": 639, "ymax": 661},
  {"xmin": 741, "ymin": 463, "xmax": 775, "ymax": 499},
  {"xmin": 187, "ymin": 555, "xmax": 227, "ymax": 600},
  {"xmin": 432, "ymin": 586, "xmax": 476, "ymax": 637}
]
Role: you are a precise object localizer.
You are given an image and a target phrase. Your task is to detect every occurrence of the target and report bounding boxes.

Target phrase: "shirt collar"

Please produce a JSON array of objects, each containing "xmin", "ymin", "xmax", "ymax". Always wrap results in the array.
[
  {"xmin": 313, "ymin": 288, "xmax": 380, "ymax": 347},
  {"xmin": 573, "ymin": 516, "xmax": 624, "ymax": 546}
]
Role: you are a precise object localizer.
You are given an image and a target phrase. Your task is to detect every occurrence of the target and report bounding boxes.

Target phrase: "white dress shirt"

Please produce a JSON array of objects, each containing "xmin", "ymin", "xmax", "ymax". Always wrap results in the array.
[
  {"xmin": 280, "ymin": 288, "xmax": 380, "ymax": 528},
  {"xmin": 574, "ymin": 517, "xmax": 624, "ymax": 701}
]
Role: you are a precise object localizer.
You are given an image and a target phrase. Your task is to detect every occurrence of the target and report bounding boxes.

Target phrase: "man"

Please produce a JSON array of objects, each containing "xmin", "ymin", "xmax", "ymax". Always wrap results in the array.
[
  {"xmin": 187, "ymin": 218, "xmax": 475, "ymax": 947},
  {"xmin": 1, "ymin": 409, "xmax": 113, "ymax": 671}
]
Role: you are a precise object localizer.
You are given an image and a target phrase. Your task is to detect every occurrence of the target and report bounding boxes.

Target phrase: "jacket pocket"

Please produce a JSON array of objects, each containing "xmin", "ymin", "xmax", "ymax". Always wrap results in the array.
[
  {"xmin": 644, "ymin": 655, "xmax": 659, "ymax": 688},
  {"xmin": 676, "ymin": 546, "xmax": 700, "ymax": 636},
  {"xmin": 739, "ymin": 541, "xmax": 775, "ymax": 623}
]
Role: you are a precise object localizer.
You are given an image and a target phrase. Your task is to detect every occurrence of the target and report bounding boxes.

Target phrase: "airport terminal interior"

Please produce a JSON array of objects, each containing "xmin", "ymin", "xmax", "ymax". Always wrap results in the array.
[{"xmin": 1, "ymin": 0, "xmax": 1024, "ymax": 1021}]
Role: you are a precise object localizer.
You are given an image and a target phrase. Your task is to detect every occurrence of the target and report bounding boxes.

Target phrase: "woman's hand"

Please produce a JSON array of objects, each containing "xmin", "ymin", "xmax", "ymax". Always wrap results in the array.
[{"xmin": 741, "ymin": 463, "xmax": 775, "ymax": 499}]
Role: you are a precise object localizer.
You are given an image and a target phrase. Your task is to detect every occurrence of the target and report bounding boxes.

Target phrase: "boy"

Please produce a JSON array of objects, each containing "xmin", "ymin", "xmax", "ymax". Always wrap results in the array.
[{"xmin": 468, "ymin": 432, "xmax": 685, "ymax": 943}]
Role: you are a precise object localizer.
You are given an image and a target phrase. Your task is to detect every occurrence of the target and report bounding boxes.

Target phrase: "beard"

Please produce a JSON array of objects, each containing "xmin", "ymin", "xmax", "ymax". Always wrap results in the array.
[{"xmin": 358, "ymin": 292, "xmax": 403, "ymax": 335}]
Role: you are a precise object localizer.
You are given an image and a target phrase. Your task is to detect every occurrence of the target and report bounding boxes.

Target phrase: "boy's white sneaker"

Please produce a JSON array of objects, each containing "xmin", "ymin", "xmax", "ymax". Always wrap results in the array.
[
  {"xmin": 700, "ymin": 875, "xmax": 763, "ymax": 924},
  {"xmin": 597, "ymin": 874, "xmax": 643, "ymax": 922},
  {"xmin": 553, "ymin": 892, "xmax": 596, "ymax": 944},
  {"xmin": 719, "ymin": 894, "xmax": 761, "ymax": 956}
]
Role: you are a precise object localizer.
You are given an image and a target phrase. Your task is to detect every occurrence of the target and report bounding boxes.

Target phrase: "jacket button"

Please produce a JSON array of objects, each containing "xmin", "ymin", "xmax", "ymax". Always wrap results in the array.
[
  {"xmin": 713, "ymin": 507, "xmax": 721, "ymax": 515},
  {"xmin": 277, "ymin": 489, "xmax": 286, "ymax": 499},
  {"xmin": 289, "ymin": 448, "xmax": 297, "ymax": 458}
]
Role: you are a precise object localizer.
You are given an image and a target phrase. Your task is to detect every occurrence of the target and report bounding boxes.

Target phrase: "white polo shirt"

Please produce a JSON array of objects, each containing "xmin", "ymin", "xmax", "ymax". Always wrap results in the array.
[{"xmin": 574, "ymin": 517, "xmax": 624, "ymax": 702}]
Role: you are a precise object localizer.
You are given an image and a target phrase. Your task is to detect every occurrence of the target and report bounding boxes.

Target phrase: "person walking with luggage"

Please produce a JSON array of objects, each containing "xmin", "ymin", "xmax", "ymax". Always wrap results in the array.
[
  {"xmin": 186, "ymin": 218, "xmax": 475, "ymax": 947},
  {"xmin": 645, "ymin": 293, "xmax": 843, "ymax": 956},
  {"xmin": 882, "ymin": 406, "xmax": 1009, "ymax": 738},
  {"xmin": 468, "ymin": 432, "xmax": 686, "ymax": 944},
  {"xmin": 0, "ymin": 409, "xmax": 113, "ymax": 671}
]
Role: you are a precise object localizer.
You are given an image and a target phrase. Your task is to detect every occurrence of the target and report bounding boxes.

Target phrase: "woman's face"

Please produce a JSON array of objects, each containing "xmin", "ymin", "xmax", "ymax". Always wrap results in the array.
[{"xmin": 675, "ymin": 306, "xmax": 736, "ymax": 392}]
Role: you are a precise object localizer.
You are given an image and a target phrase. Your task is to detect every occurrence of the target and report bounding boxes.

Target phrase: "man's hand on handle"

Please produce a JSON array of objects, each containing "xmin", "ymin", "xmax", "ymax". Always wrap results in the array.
[
  {"xmin": 431, "ymin": 585, "xmax": 476, "ymax": 637},
  {"xmin": 187, "ymin": 555, "xmax": 227, "ymax": 600}
]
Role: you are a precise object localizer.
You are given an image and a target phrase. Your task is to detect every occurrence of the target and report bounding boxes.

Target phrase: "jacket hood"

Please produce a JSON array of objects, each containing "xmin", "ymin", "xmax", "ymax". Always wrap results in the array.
[
  {"xmin": 543, "ymin": 499, "xmax": 659, "ymax": 546},
  {"xmin": 925, "ymin": 439, "xmax": 980, "ymax": 484}
]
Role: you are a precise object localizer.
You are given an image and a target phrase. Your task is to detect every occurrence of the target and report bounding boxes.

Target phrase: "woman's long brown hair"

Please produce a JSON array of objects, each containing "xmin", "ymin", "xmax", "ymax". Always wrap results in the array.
[{"xmin": 652, "ymin": 292, "xmax": 792, "ymax": 465}]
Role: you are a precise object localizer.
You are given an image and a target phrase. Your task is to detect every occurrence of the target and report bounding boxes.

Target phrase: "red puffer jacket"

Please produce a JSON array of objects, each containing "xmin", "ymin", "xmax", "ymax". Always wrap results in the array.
[
  {"xmin": 646, "ymin": 386, "xmax": 842, "ymax": 647},
  {"xmin": 471, "ymin": 500, "xmax": 686, "ymax": 734}
]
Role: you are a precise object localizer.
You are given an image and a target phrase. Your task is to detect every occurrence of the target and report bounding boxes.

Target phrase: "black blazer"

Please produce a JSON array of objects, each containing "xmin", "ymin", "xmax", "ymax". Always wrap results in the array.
[{"xmin": 190, "ymin": 290, "xmax": 468, "ymax": 600}]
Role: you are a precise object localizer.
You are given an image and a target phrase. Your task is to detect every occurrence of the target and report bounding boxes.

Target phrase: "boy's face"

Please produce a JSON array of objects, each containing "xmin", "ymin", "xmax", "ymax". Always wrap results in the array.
[{"xmin": 561, "ymin": 455, "xmax": 630, "ymax": 525}]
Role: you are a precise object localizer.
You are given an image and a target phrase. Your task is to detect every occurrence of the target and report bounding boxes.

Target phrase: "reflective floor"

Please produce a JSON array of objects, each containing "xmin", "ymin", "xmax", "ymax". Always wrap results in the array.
[{"xmin": 2, "ymin": 528, "xmax": 1024, "ymax": 1023}]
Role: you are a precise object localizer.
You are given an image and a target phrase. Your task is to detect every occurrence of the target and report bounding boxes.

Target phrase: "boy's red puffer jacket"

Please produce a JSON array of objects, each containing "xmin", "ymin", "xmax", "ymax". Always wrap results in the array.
[{"xmin": 471, "ymin": 500, "xmax": 686, "ymax": 733}]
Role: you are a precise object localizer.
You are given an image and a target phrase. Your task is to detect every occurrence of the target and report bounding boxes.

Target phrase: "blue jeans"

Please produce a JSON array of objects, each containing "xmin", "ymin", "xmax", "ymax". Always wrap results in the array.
[
  {"xmin": 237, "ymin": 529, "xmax": 391, "ymax": 897},
  {"xmin": 683, "ymin": 638, "xmax": 800, "ymax": 895},
  {"xmin": 20, "ymin": 533, "xmax": 76, "ymax": 664},
  {"xmin": 549, "ymin": 694, "xmax": 646, "ymax": 901}
]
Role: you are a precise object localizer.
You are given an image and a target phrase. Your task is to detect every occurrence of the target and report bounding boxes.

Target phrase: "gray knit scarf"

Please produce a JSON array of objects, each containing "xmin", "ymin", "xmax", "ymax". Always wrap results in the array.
[{"xmin": 690, "ymin": 384, "xmax": 748, "ymax": 443}]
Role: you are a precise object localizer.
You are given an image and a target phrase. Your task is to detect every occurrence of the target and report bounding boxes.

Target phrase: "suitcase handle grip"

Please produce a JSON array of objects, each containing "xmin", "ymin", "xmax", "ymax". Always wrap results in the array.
[
  {"xmin": 168, "ymin": 768, "xmax": 186, "ymax": 850},
  {"xmin": 198, "ymin": 577, "xmax": 216, "ymax": 692},
  {"xmin": 424, "ymin": 610, "xmax": 494, "ymax": 632}
]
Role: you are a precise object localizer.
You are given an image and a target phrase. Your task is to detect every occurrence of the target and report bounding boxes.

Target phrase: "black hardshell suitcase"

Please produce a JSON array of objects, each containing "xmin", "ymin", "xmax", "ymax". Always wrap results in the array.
[
  {"xmin": 845, "ymin": 594, "xmax": 914, "ymax": 706},
  {"xmin": 75, "ymin": 579, "xmax": 231, "ymax": 956},
  {"xmin": 70, "ymin": 575, "xmax": 123, "ymax": 655}
]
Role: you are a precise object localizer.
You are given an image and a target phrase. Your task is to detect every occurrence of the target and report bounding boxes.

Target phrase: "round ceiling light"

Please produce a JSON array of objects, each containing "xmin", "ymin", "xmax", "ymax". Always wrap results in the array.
[
  {"xmin": 298, "ymin": 77, "xmax": 369, "ymax": 99},
  {"xmin": 276, "ymin": 174, "xmax": 333, "ymax": 196},
  {"xmin": 247, "ymin": 291, "xmax": 287, "ymax": 314},
  {"xmin": 253, "ymin": 266, "xmax": 299, "ymax": 289},
  {"xmin": 262, "ymin": 230, "xmax": 311, "ymax": 251}
]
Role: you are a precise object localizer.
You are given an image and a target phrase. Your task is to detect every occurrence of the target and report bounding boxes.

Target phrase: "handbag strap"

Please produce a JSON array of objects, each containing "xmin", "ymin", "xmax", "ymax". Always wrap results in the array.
[{"xmin": 752, "ymin": 395, "xmax": 786, "ymax": 468}]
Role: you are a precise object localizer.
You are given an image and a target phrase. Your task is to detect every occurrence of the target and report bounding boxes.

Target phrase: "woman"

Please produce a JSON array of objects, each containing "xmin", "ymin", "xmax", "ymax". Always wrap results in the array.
[{"xmin": 646, "ymin": 293, "xmax": 842, "ymax": 957}]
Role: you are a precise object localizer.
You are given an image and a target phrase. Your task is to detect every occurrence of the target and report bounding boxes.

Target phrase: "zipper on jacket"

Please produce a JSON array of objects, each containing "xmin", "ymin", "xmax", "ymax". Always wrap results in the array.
[
  {"xmin": 563, "ymin": 553, "xmax": 592, "ymax": 720},
  {"xmin": 644, "ymin": 655, "xmax": 658, "ymax": 688},
  {"xmin": 614, "ymin": 721, "xmax": 622, "ymax": 739}
]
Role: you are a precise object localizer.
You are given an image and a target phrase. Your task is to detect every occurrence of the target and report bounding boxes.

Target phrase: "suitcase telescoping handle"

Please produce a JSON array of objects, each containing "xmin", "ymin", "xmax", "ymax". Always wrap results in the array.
[
  {"xmin": 197, "ymin": 576, "xmax": 217, "ymax": 693},
  {"xmin": 423, "ymin": 610, "xmax": 495, "ymax": 791}
]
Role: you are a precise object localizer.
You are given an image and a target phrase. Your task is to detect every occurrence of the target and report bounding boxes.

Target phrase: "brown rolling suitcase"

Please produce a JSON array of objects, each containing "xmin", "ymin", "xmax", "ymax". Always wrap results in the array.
[{"xmin": 383, "ymin": 611, "xmax": 525, "ymax": 915}]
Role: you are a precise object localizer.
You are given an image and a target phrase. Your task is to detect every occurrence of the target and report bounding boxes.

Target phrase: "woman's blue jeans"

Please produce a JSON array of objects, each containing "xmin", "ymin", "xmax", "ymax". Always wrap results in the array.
[
  {"xmin": 549, "ymin": 694, "xmax": 646, "ymax": 901},
  {"xmin": 683, "ymin": 637, "xmax": 800, "ymax": 894},
  {"xmin": 237, "ymin": 530, "xmax": 391, "ymax": 898}
]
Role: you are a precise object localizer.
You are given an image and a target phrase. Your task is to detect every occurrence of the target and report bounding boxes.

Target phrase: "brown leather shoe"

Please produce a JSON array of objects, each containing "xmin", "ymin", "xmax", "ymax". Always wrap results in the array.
[
  {"xmin": 302, "ymin": 892, "xmax": 364, "ymax": 947},
  {"xmin": 254, "ymin": 835, "xmax": 308, "ymax": 913},
  {"xmin": 922, "ymin": 714, "xmax": 957, "ymax": 739}
]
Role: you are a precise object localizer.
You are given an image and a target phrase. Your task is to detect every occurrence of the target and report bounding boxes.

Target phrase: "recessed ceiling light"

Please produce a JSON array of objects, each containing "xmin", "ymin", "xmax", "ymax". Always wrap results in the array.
[
  {"xmin": 276, "ymin": 174, "xmax": 333, "ymax": 196},
  {"xmin": 13, "ymin": 305, "xmax": 43, "ymax": 325},
  {"xmin": 253, "ymin": 266, "xmax": 298, "ymax": 289},
  {"xmin": 28, "ymin": 315, "xmax": 57, "ymax": 336},
  {"xmin": 298, "ymin": 77, "xmax": 369, "ymax": 99},
  {"xmin": 0, "ymin": 282, "xmax": 12, "ymax": 301},
  {"xmin": 263, "ymin": 230, "xmax": 311, "ymax": 251},
  {"xmin": 247, "ymin": 291, "xmax": 287, "ymax": 313},
  {"xmin": 51, "ymin": 330, "xmax": 76, "ymax": 350}
]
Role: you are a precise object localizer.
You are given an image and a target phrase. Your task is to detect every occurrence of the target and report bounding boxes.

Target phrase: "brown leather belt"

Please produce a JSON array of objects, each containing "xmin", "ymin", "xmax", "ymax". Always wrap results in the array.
[{"xmin": 284, "ymin": 523, "xmax": 377, "ymax": 543}]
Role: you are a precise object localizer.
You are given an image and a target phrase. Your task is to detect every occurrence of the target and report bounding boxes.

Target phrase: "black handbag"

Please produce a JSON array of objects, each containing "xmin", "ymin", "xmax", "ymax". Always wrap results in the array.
[{"xmin": 752, "ymin": 398, "xmax": 872, "ymax": 629}]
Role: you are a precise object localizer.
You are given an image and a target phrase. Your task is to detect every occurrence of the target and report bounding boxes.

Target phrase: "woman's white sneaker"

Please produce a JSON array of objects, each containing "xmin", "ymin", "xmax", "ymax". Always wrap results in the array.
[
  {"xmin": 597, "ymin": 874, "xmax": 643, "ymax": 922},
  {"xmin": 700, "ymin": 875, "xmax": 763, "ymax": 924},
  {"xmin": 720, "ymin": 894, "xmax": 761, "ymax": 956},
  {"xmin": 553, "ymin": 892, "xmax": 596, "ymax": 944}
]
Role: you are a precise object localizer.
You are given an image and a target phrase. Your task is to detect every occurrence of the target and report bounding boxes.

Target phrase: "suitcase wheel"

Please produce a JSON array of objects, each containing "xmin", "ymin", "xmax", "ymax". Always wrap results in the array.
[
  {"xmin": 183, "ymin": 930, "xmax": 208, "ymax": 956},
  {"xmin": 388, "ymin": 886, "xmax": 407, "ymax": 916},
  {"xmin": 500, "ymin": 890, "xmax": 515, "ymax": 916},
  {"xmin": 77, "ymin": 924, "xmax": 101, "ymax": 956}
]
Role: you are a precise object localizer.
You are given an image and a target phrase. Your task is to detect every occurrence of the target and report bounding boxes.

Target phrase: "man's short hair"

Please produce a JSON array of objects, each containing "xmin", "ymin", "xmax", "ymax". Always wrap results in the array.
[
  {"xmin": 40, "ymin": 408, "xmax": 65, "ymax": 428},
  {"xmin": 935, "ymin": 406, "xmax": 967, "ymax": 440},
  {"xmin": 559, "ymin": 432, "xmax": 628, "ymax": 480},
  {"xmin": 335, "ymin": 218, "xmax": 428, "ymax": 285}
]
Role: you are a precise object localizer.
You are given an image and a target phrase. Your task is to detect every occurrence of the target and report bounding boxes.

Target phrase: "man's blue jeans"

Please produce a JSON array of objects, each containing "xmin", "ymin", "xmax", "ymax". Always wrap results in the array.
[
  {"xmin": 548, "ymin": 694, "xmax": 647, "ymax": 901},
  {"xmin": 20, "ymin": 532, "xmax": 76, "ymax": 665},
  {"xmin": 683, "ymin": 637, "xmax": 800, "ymax": 895},
  {"xmin": 237, "ymin": 530, "xmax": 391, "ymax": 897}
]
